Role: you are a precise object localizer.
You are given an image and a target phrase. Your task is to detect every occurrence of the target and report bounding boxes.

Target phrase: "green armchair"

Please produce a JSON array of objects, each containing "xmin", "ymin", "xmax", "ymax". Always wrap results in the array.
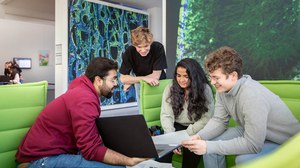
[
  {"xmin": 0, "ymin": 81, "xmax": 48, "ymax": 168},
  {"xmin": 139, "ymin": 79, "xmax": 172, "ymax": 127}
]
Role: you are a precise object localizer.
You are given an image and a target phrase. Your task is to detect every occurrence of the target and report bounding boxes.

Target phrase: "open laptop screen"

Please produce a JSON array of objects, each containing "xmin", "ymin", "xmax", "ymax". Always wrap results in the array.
[{"xmin": 96, "ymin": 115, "xmax": 158, "ymax": 158}]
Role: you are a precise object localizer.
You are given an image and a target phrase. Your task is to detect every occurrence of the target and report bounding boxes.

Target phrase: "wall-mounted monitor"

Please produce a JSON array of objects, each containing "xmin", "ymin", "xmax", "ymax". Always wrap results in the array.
[{"xmin": 13, "ymin": 58, "xmax": 32, "ymax": 69}]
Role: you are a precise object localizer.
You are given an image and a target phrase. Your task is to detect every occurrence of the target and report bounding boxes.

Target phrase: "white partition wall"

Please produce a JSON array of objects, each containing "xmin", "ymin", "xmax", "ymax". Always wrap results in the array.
[{"xmin": 55, "ymin": 0, "xmax": 68, "ymax": 97}]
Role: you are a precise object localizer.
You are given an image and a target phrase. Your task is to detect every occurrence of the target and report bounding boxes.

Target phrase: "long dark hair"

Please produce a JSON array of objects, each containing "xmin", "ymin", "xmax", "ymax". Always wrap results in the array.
[
  {"xmin": 169, "ymin": 58, "xmax": 211, "ymax": 121},
  {"xmin": 9, "ymin": 66, "xmax": 19, "ymax": 80}
]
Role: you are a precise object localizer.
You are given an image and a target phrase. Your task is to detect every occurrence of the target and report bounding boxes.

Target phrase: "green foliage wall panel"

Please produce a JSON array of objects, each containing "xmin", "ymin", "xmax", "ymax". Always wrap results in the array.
[{"xmin": 177, "ymin": 0, "xmax": 300, "ymax": 80}]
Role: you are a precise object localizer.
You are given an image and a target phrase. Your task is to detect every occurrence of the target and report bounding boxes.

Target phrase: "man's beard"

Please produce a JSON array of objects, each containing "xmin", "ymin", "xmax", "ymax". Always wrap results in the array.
[
  {"xmin": 104, "ymin": 91, "xmax": 113, "ymax": 99},
  {"xmin": 101, "ymin": 85, "xmax": 115, "ymax": 99}
]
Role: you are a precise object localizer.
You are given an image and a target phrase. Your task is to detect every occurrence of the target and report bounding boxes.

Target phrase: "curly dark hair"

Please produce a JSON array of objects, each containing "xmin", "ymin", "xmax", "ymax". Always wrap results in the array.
[
  {"xmin": 205, "ymin": 46, "xmax": 243, "ymax": 78},
  {"xmin": 169, "ymin": 58, "xmax": 211, "ymax": 121}
]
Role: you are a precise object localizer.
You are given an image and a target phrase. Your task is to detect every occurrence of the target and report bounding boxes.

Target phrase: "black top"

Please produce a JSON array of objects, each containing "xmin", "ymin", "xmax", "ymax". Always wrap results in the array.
[
  {"xmin": 119, "ymin": 41, "xmax": 167, "ymax": 80},
  {"xmin": 4, "ymin": 68, "xmax": 10, "ymax": 76}
]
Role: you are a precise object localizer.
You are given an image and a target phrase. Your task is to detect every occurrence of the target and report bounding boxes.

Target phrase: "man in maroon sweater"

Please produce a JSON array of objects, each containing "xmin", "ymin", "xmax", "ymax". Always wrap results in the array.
[{"xmin": 16, "ymin": 57, "xmax": 146, "ymax": 168}]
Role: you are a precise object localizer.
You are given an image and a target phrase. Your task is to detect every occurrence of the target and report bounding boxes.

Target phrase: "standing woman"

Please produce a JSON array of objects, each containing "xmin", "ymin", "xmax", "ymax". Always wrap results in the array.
[{"xmin": 160, "ymin": 58, "xmax": 214, "ymax": 167}]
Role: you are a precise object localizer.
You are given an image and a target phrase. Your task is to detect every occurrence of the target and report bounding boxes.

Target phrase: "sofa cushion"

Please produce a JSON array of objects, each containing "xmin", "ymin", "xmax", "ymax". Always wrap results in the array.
[{"xmin": 0, "ymin": 81, "xmax": 47, "ymax": 168}]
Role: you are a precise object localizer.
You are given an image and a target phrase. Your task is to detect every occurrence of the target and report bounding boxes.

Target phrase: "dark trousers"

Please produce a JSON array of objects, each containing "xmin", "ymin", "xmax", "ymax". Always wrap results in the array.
[{"xmin": 156, "ymin": 122, "xmax": 201, "ymax": 168}]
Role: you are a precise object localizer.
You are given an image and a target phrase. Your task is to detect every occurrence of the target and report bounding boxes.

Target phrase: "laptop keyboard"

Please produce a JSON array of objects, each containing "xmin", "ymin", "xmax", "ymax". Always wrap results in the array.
[{"xmin": 156, "ymin": 149, "xmax": 164, "ymax": 153}]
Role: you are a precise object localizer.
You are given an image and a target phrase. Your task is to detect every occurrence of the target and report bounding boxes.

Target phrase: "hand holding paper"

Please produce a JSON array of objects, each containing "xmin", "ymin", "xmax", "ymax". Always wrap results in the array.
[{"xmin": 181, "ymin": 134, "xmax": 207, "ymax": 155}]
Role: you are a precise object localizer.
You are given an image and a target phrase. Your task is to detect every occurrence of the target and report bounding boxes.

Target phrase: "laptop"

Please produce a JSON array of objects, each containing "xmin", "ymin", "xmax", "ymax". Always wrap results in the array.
[
  {"xmin": 0, "ymin": 75, "xmax": 10, "ymax": 82},
  {"xmin": 0, "ymin": 75, "xmax": 10, "ymax": 85},
  {"xmin": 96, "ymin": 114, "xmax": 189, "ymax": 159}
]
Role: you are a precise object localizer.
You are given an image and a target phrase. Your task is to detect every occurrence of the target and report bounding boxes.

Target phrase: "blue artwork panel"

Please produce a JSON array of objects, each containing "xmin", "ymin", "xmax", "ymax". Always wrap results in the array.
[{"xmin": 68, "ymin": 0, "xmax": 148, "ymax": 105}]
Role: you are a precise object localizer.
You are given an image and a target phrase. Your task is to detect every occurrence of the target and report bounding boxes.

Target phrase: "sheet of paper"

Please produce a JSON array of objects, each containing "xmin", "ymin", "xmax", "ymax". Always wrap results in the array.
[
  {"xmin": 152, "ymin": 130, "xmax": 190, "ymax": 145},
  {"xmin": 126, "ymin": 159, "xmax": 173, "ymax": 168}
]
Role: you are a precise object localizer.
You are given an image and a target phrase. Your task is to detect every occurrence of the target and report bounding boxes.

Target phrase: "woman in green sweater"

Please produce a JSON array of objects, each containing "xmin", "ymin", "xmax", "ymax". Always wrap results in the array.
[{"xmin": 159, "ymin": 58, "xmax": 214, "ymax": 167}]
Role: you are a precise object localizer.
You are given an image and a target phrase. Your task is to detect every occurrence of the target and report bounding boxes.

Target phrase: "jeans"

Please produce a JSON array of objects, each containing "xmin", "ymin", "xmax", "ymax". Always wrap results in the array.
[
  {"xmin": 26, "ymin": 154, "xmax": 125, "ymax": 168},
  {"xmin": 203, "ymin": 127, "xmax": 280, "ymax": 168}
]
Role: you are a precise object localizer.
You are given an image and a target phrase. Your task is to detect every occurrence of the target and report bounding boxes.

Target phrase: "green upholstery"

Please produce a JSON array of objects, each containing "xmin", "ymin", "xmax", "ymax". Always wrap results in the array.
[
  {"xmin": 140, "ymin": 79, "xmax": 300, "ymax": 168},
  {"xmin": 259, "ymin": 80, "xmax": 300, "ymax": 121},
  {"xmin": 236, "ymin": 132, "xmax": 300, "ymax": 168},
  {"xmin": 0, "ymin": 81, "xmax": 48, "ymax": 168},
  {"xmin": 140, "ymin": 79, "xmax": 172, "ymax": 127}
]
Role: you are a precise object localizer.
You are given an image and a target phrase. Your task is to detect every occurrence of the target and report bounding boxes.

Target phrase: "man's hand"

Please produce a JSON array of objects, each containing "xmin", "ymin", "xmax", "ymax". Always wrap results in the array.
[
  {"xmin": 143, "ymin": 77, "xmax": 160, "ymax": 86},
  {"xmin": 123, "ymin": 84, "xmax": 132, "ymax": 92},
  {"xmin": 181, "ymin": 135, "xmax": 207, "ymax": 155},
  {"xmin": 103, "ymin": 148, "xmax": 148, "ymax": 166},
  {"xmin": 128, "ymin": 157, "xmax": 148, "ymax": 166},
  {"xmin": 190, "ymin": 134, "xmax": 201, "ymax": 140}
]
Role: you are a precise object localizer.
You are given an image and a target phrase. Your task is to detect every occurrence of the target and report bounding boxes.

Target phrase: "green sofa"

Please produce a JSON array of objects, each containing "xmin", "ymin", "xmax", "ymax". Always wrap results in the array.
[
  {"xmin": 139, "ymin": 79, "xmax": 300, "ymax": 168},
  {"xmin": 0, "ymin": 81, "xmax": 48, "ymax": 168}
]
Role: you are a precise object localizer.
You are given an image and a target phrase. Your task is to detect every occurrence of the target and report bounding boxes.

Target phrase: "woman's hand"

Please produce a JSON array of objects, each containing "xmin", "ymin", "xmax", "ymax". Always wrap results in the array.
[{"xmin": 173, "ymin": 147, "xmax": 182, "ymax": 155}]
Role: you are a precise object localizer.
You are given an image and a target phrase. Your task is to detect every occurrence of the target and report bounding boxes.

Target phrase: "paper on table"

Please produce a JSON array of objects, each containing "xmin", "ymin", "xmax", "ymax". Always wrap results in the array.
[{"xmin": 126, "ymin": 159, "xmax": 173, "ymax": 168}]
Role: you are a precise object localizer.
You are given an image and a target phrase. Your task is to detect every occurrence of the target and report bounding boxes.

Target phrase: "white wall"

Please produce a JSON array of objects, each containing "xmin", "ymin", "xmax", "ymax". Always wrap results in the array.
[
  {"xmin": 54, "ymin": 0, "xmax": 68, "ymax": 96},
  {"xmin": 0, "ymin": 19, "xmax": 55, "ymax": 84},
  {"xmin": 148, "ymin": 7, "xmax": 163, "ymax": 43}
]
